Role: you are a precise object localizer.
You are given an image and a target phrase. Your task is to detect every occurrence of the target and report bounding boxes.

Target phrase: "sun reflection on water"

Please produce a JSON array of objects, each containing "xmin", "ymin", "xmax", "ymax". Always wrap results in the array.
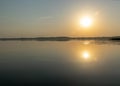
[
  {"xmin": 82, "ymin": 51, "xmax": 90, "ymax": 59},
  {"xmin": 77, "ymin": 49, "xmax": 94, "ymax": 62}
]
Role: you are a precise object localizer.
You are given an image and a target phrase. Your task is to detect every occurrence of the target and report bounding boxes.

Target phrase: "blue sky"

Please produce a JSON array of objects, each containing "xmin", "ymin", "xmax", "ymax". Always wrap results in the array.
[{"xmin": 0, "ymin": 0, "xmax": 120, "ymax": 37}]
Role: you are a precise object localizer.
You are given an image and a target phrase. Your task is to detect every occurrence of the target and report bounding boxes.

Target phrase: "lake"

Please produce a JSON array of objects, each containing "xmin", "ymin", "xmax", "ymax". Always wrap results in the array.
[{"xmin": 0, "ymin": 40, "xmax": 120, "ymax": 86}]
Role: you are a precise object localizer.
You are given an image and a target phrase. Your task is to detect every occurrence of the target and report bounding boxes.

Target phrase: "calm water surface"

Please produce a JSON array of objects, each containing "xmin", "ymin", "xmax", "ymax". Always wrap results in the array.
[{"xmin": 0, "ymin": 40, "xmax": 120, "ymax": 86}]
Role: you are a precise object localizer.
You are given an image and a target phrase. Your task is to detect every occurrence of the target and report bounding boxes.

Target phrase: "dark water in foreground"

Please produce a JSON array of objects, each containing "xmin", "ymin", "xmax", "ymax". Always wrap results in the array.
[{"xmin": 0, "ymin": 40, "xmax": 120, "ymax": 86}]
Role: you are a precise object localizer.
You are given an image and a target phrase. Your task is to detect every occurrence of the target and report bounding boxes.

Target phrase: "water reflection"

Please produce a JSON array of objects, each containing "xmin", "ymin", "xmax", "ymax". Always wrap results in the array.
[
  {"xmin": 77, "ymin": 49, "xmax": 97, "ymax": 63},
  {"xmin": 83, "ymin": 41, "xmax": 90, "ymax": 45},
  {"xmin": 88, "ymin": 40, "xmax": 120, "ymax": 45},
  {"xmin": 82, "ymin": 51, "xmax": 90, "ymax": 59},
  {"xmin": 0, "ymin": 41, "xmax": 120, "ymax": 85}
]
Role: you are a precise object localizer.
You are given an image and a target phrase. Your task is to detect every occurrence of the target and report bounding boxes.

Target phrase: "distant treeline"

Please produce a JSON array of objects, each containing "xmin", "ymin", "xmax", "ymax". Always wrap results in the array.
[{"xmin": 0, "ymin": 36, "xmax": 120, "ymax": 41}]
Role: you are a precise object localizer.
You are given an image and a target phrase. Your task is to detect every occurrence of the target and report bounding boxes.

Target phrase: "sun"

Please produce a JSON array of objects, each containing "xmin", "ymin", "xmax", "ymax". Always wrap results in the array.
[{"xmin": 80, "ymin": 16, "xmax": 93, "ymax": 28}]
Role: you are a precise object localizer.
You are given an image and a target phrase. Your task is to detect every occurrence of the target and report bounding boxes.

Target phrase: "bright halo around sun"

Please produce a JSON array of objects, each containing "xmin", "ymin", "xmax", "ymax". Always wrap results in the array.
[{"xmin": 80, "ymin": 16, "xmax": 93, "ymax": 28}]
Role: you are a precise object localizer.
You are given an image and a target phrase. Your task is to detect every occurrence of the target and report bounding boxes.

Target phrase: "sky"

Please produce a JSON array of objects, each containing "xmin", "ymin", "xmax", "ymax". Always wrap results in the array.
[{"xmin": 0, "ymin": 0, "xmax": 120, "ymax": 37}]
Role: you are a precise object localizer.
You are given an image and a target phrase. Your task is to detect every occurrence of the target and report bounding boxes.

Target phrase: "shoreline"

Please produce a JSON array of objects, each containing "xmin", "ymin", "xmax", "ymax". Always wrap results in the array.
[{"xmin": 0, "ymin": 36, "xmax": 120, "ymax": 41}]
